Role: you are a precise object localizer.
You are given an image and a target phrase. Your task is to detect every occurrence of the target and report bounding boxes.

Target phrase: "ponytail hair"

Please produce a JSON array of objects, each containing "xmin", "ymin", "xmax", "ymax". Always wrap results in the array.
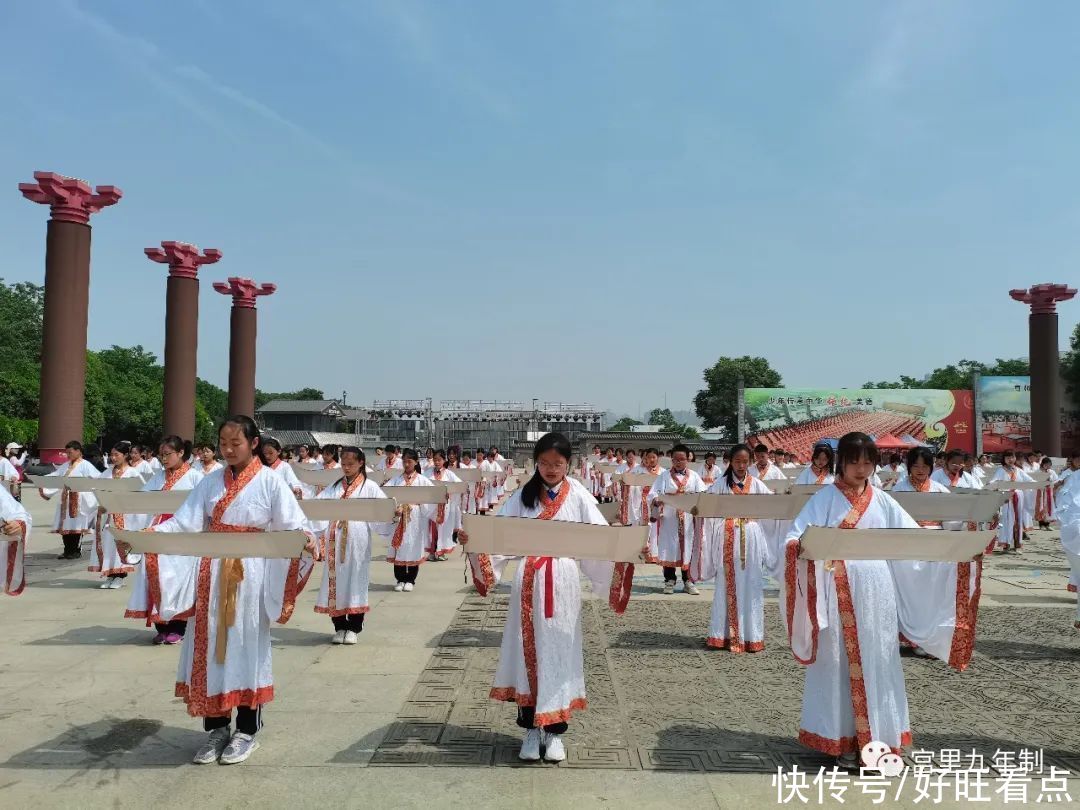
[
  {"xmin": 219, "ymin": 414, "xmax": 260, "ymax": 446},
  {"xmin": 521, "ymin": 432, "xmax": 572, "ymax": 510},
  {"xmin": 160, "ymin": 435, "xmax": 193, "ymax": 462},
  {"xmin": 723, "ymin": 443, "xmax": 752, "ymax": 490}
]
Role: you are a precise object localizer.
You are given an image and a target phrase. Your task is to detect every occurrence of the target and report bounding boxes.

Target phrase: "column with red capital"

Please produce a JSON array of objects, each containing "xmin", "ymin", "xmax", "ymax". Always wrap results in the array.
[
  {"xmin": 18, "ymin": 172, "xmax": 122, "ymax": 463},
  {"xmin": 1009, "ymin": 283, "xmax": 1077, "ymax": 457},
  {"xmin": 213, "ymin": 277, "xmax": 276, "ymax": 418},
  {"xmin": 146, "ymin": 242, "xmax": 222, "ymax": 440}
]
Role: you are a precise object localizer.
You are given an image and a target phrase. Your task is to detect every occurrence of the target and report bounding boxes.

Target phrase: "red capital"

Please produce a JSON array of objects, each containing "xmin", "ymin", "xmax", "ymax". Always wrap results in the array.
[
  {"xmin": 1009, "ymin": 283, "xmax": 1077, "ymax": 315},
  {"xmin": 213, "ymin": 277, "xmax": 277, "ymax": 309},
  {"xmin": 18, "ymin": 171, "xmax": 122, "ymax": 225},
  {"xmin": 145, "ymin": 241, "xmax": 222, "ymax": 280}
]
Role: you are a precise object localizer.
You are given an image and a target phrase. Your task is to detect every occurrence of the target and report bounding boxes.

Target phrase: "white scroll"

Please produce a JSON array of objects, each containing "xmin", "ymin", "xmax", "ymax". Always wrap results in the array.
[
  {"xmin": 67, "ymin": 476, "xmax": 146, "ymax": 492},
  {"xmin": 462, "ymin": 514, "xmax": 645, "ymax": 563},
  {"xmin": 621, "ymin": 471, "xmax": 658, "ymax": 487},
  {"xmin": 654, "ymin": 493, "xmax": 702, "ymax": 512},
  {"xmin": 383, "ymin": 484, "xmax": 448, "ymax": 505},
  {"xmin": 454, "ymin": 468, "xmax": 482, "ymax": 483},
  {"xmin": 96, "ymin": 490, "xmax": 189, "ymax": 515},
  {"xmin": 762, "ymin": 478, "xmax": 793, "ymax": 494},
  {"xmin": 693, "ymin": 493, "xmax": 813, "ymax": 519},
  {"xmin": 594, "ymin": 463, "xmax": 620, "ymax": 475},
  {"xmin": 27, "ymin": 474, "xmax": 64, "ymax": 489},
  {"xmin": 293, "ymin": 467, "xmax": 345, "ymax": 487},
  {"xmin": 889, "ymin": 491, "xmax": 1008, "ymax": 523},
  {"xmin": 299, "ymin": 499, "xmax": 396, "ymax": 523},
  {"xmin": 481, "ymin": 471, "xmax": 501, "ymax": 483},
  {"xmin": 115, "ymin": 528, "xmax": 308, "ymax": 559},
  {"xmin": 444, "ymin": 480, "xmax": 471, "ymax": 496},
  {"xmin": 1028, "ymin": 471, "xmax": 1050, "ymax": 483},
  {"xmin": 986, "ymin": 480, "xmax": 1044, "ymax": 492},
  {"xmin": 789, "ymin": 484, "xmax": 825, "ymax": 495},
  {"xmin": 798, "ymin": 526, "xmax": 992, "ymax": 562}
]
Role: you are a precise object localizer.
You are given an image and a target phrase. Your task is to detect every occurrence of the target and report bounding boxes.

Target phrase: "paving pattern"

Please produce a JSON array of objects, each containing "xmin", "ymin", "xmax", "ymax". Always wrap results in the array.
[{"xmin": 371, "ymin": 587, "xmax": 1080, "ymax": 771}]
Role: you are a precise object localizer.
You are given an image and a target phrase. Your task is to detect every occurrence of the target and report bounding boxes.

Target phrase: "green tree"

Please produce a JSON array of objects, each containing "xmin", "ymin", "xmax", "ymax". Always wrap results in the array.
[
  {"xmin": 694, "ymin": 356, "xmax": 783, "ymax": 439},
  {"xmin": 1063, "ymin": 323, "xmax": 1080, "ymax": 403},
  {"xmin": 646, "ymin": 408, "xmax": 701, "ymax": 440},
  {"xmin": 93, "ymin": 345, "xmax": 165, "ymax": 444},
  {"xmin": 864, "ymin": 358, "xmax": 1030, "ymax": 390},
  {"xmin": 254, "ymin": 387, "xmax": 325, "ymax": 410},
  {"xmin": 609, "ymin": 417, "xmax": 643, "ymax": 432}
]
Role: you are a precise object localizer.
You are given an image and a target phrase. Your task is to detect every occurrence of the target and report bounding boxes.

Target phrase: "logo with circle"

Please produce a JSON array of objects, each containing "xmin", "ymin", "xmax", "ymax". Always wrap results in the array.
[{"xmin": 861, "ymin": 741, "xmax": 904, "ymax": 777}]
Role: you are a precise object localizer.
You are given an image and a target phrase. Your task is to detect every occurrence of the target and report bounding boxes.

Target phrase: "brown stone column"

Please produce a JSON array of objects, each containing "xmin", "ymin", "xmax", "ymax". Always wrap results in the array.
[
  {"xmin": 213, "ymin": 277, "xmax": 276, "ymax": 418},
  {"xmin": 145, "ymin": 242, "xmax": 222, "ymax": 440},
  {"xmin": 18, "ymin": 172, "xmax": 122, "ymax": 464},
  {"xmin": 1010, "ymin": 283, "xmax": 1077, "ymax": 456}
]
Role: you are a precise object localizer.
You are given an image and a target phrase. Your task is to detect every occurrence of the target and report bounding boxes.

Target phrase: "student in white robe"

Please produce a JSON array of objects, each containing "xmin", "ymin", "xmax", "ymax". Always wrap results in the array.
[
  {"xmin": 38, "ymin": 440, "xmax": 101, "ymax": 559},
  {"xmin": 310, "ymin": 446, "xmax": 390, "ymax": 644},
  {"xmin": 385, "ymin": 449, "xmax": 437, "ymax": 591},
  {"xmin": 749, "ymin": 444, "xmax": 787, "ymax": 482},
  {"xmin": 459, "ymin": 451, "xmax": 480, "ymax": 515},
  {"xmin": 125, "ymin": 436, "xmax": 204, "ymax": 644},
  {"xmin": 1054, "ymin": 471, "xmax": 1080, "ymax": 628},
  {"xmin": 479, "ymin": 452, "xmax": 502, "ymax": 512},
  {"xmin": 616, "ymin": 449, "xmax": 643, "ymax": 525},
  {"xmin": 459, "ymin": 432, "xmax": 633, "ymax": 763},
  {"xmin": 990, "ymin": 451, "xmax": 1035, "ymax": 552},
  {"xmin": 0, "ymin": 484, "xmax": 30, "ymax": 595},
  {"xmin": 375, "ymin": 444, "xmax": 403, "ymax": 473},
  {"xmin": 0, "ymin": 454, "xmax": 20, "ymax": 490},
  {"xmin": 141, "ymin": 416, "xmax": 316, "ymax": 765},
  {"xmin": 129, "ymin": 445, "xmax": 156, "ymax": 482},
  {"xmin": 421, "ymin": 447, "xmax": 435, "ymax": 473},
  {"xmin": 1036, "ymin": 456, "xmax": 1059, "ymax": 528},
  {"xmin": 1021, "ymin": 451, "xmax": 1040, "ymax": 530},
  {"xmin": 795, "ymin": 444, "xmax": 836, "ymax": 486},
  {"xmin": 962, "ymin": 454, "xmax": 985, "ymax": 489},
  {"xmin": 691, "ymin": 443, "xmax": 774, "ymax": 652},
  {"xmin": 882, "ymin": 454, "xmax": 908, "ymax": 486},
  {"xmin": 90, "ymin": 442, "xmax": 147, "ymax": 589},
  {"xmin": 784, "ymin": 433, "xmax": 978, "ymax": 768},
  {"xmin": 260, "ymin": 438, "xmax": 304, "ymax": 499},
  {"xmin": 631, "ymin": 450, "xmax": 664, "ymax": 559},
  {"xmin": 426, "ymin": 449, "xmax": 462, "ymax": 561},
  {"xmin": 700, "ymin": 452, "xmax": 722, "ymax": 487},
  {"xmin": 647, "ymin": 443, "xmax": 707, "ymax": 595},
  {"xmin": 976, "ymin": 454, "xmax": 993, "ymax": 482},
  {"xmin": 932, "ymin": 449, "xmax": 979, "ymax": 493},
  {"xmin": 193, "ymin": 443, "xmax": 223, "ymax": 476}
]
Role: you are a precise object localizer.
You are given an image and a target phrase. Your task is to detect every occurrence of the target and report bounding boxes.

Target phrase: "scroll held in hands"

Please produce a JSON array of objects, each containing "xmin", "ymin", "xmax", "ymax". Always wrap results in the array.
[
  {"xmin": 115, "ymin": 528, "xmax": 309, "ymax": 559},
  {"xmin": 655, "ymin": 493, "xmax": 702, "ymax": 512},
  {"xmin": 798, "ymin": 526, "xmax": 993, "ymax": 562},
  {"xmin": 762, "ymin": 478, "xmax": 793, "ymax": 494},
  {"xmin": 454, "ymin": 468, "xmax": 482, "ymax": 483},
  {"xmin": 594, "ymin": 463, "xmax": 620, "ymax": 475},
  {"xmin": 889, "ymin": 490, "xmax": 1008, "ymax": 523},
  {"xmin": 621, "ymin": 472, "xmax": 658, "ymax": 487},
  {"xmin": 293, "ymin": 467, "xmax": 345, "ymax": 487},
  {"xmin": 693, "ymin": 493, "xmax": 813, "ymax": 520},
  {"xmin": 96, "ymin": 490, "xmax": 189, "ymax": 515},
  {"xmin": 462, "ymin": 514, "xmax": 645, "ymax": 563},
  {"xmin": 299, "ymin": 499, "xmax": 397, "ymax": 523},
  {"xmin": 986, "ymin": 480, "xmax": 1044, "ymax": 492},
  {"xmin": 443, "ymin": 480, "xmax": 471, "ymax": 496},
  {"xmin": 383, "ymin": 484, "xmax": 448, "ymax": 505},
  {"xmin": 55, "ymin": 476, "xmax": 145, "ymax": 493}
]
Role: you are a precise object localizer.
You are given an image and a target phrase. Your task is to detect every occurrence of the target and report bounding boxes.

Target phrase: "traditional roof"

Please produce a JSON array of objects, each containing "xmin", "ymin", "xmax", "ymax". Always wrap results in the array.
[
  {"xmin": 256, "ymin": 399, "xmax": 346, "ymax": 416},
  {"xmin": 261, "ymin": 429, "xmax": 379, "ymax": 448}
]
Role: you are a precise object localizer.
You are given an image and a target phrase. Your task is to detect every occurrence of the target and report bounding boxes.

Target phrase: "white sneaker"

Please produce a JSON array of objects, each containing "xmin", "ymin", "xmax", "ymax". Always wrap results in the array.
[
  {"xmin": 518, "ymin": 728, "xmax": 542, "ymax": 761},
  {"xmin": 99, "ymin": 579, "xmax": 112, "ymax": 589},
  {"xmin": 403, "ymin": 582, "xmax": 414, "ymax": 592},
  {"xmin": 109, "ymin": 577, "xmax": 124, "ymax": 589},
  {"xmin": 543, "ymin": 733, "xmax": 566, "ymax": 762},
  {"xmin": 192, "ymin": 726, "xmax": 231, "ymax": 764},
  {"xmin": 343, "ymin": 630, "xmax": 358, "ymax": 645},
  {"xmin": 219, "ymin": 732, "xmax": 260, "ymax": 765},
  {"xmin": 684, "ymin": 581, "xmax": 700, "ymax": 596},
  {"xmin": 394, "ymin": 582, "xmax": 405, "ymax": 592},
  {"xmin": 663, "ymin": 582, "xmax": 674, "ymax": 595},
  {"xmin": 331, "ymin": 630, "xmax": 346, "ymax": 645}
]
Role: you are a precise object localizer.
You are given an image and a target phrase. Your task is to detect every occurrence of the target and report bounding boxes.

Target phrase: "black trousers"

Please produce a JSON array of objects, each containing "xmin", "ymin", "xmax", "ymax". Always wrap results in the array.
[
  {"xmin": 153, "ymin": 619, "xmax": 188, "ymax": 636},
  {"xmin": 516, "ymin": 706, "xmax": 568, "ymax": 735},
  {"xmin": 393, "ymin": 564, "xmax": 419, "ymax": 584},
  {"xmin": 331, "ymin": 613, "xmax": 365, "ymax": 633},
  {"xmin": 204, "ymin": 706, "xmax": 261, "ymax": 736},
  {"xmin": 62, "ymin": 533, "xmax": 82, "ymax": 555},
  {"xmin": 662, "ymin": 566, "xmax": 689, "ymax": 583}
]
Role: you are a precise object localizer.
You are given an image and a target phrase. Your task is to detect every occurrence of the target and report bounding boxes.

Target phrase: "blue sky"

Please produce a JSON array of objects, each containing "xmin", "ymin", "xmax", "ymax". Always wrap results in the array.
[{"xmin": 2, "ymin": 1, "xmax": 1079, "ymax": 417}]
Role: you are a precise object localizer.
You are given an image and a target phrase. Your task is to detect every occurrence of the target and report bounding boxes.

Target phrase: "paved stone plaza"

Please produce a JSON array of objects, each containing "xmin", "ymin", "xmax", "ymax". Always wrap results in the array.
[{"xmin": 2, "ymin": 495, "xmax": 1079, "ymax": 808}]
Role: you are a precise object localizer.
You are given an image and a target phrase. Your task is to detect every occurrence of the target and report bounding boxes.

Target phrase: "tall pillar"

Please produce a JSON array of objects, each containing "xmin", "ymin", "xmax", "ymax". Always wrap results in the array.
[
  {"xmin": 145, "ymin": 242, "xmax": 222, "ymax": 439},
  {"xmin": 212, "ymin": 277, "xmax": 276, "ymax": 418},
  {"xmin": 18, "ymin": 172, "xmax": 122, "ymax": 463},
  {"xmin": 1009, "ymin": 283, "xmax": 1077, "ymax": 456}
]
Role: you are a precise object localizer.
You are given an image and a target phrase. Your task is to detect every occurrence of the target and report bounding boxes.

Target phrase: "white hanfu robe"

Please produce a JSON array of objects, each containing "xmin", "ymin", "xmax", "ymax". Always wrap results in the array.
[
  {"xmin": 311, "ymin": 475, "xmax": 390, "ymax": 617},
  {"xmin": 1054, "ymin": 474, "xmax": 1080, "ymax": 626},
  {"xmin": 699, "ymin": 463, "xmax": 722, "ymax": 488},
  {"xmin": 794, "ymin": 467, "xmax": 835, "ymax": 486},
  {"xmin": 91, "ymin": 466, "xmax": 148, "ymax": 578},
  {"xmin": 151, "ymin": 460, "xmax": 314, "ymax": 718},
  {"xmin": 784, "ymin": 484, "xmax": 977, "ymax": 757},
  {"xmin": 267, "ymin": 459, "xmax": 304, "ymax": 500},
  {"xmin": 690, "ymin": 475, "xmax": 774, "ymax": 652},
  {"xmin": 426, "ymin": 468, "xmax": 462, "ymax": 556},
  {"xmin": 385, "ymin": 472, "xmax": 437, "ymax": 567},
  {"xmin": 616, "ymin": 462, "xmax": 645, "ymax": 526},
  {"xmin": 749, "ymin": 462, "xmax": 787, "ymax": 482},
  {"xmin": 1036, "ymin": 469, "xmax": 1059, "ymax": 524},
  {"xmin": 647, "ymin": 469, "xmax": 707, "ymax": 570},
  {"xmin": 479, "ymin": 460, "xmax": 501, "ymax": 510},
  {"xmin": 41, "ymin": 459, "xmax": 101, "ymax": 537},
  {"xmin": 990, "ymin": 466, "xmax": 1034, "ymax": 550},
  {"xmin": 0, "ymin": 485, "xmax": 31, "ymax": 595},
  {"xmin": 133, "ymin": 459, "xmax": 155, "ymax": 483},
  {"xmin": 125, "ymin": 464, "xmax": 205, "ymax": 622},
  {"xmin": 467, "ymin": 478, "xmax": 633, "ymax": 726},
  {"xmin": 1021, "ymin": 462, "xmax": 1039, "ymax": 528}
]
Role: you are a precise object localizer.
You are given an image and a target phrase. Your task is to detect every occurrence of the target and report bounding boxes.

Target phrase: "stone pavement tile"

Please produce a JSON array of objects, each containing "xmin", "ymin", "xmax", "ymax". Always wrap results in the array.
[
  {"xmin": 272, "ymin": 673, "xmax": 414, "ymax": 713},
  {"xmin": 255, "ymin": 710, "xmax": 398, "ymax": 767},
  {"xmin": 302, "ymin": 644, "xmax": 434, "ymax": 676},
  {"xmin": 534, "ymin": 769, "xmax": 718, "ymax": 808}
]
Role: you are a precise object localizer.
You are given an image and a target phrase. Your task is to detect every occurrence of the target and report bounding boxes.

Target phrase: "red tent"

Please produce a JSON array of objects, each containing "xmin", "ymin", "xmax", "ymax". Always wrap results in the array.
[{"xmin": 875, "ymin": 434, "xmax": 913, "ymax": 449}]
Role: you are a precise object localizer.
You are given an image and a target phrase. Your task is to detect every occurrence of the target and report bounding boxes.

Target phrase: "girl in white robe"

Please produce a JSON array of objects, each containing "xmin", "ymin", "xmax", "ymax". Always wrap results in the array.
[
  {"xmin": 261, "ymin": 438, "xmax": 304, "ymax": 499},
  {"xmin": 426, "ymin": 450, "xmax": 462, "ymax": 560},
  {"xmin": 634, "ymin": 450, "xmax": 665, "ymax": 561},
  {"xmin": 616, "ymin": 451, "xmax": 643, "ymax": 525},
  {"xmin": 647, "ymin": 447, "xmax": 707, "ymax": 594},
  {"xmin": 385, "ymin": 449, "xmax": 437, "ymax": 591},
  {"xmin": 130, "ymin": 445, "xmax": 156, "ymax": 483},
  {"xmin": 784, "ymin": 432, "xmax": 978, "ymax": 767},
  {"xmin": 38, "ymin": 441, "xmax": 100, "ymax": 559},
  {"xmin": 310, "ymin": 447, "xmax": 391, "ymax": 644},
  {"xmin": 145, "ymin": 416, "xmax": 316, "ymax": 766},
  {"xmin": 990, "ymin": 452, "xmax": 1035, "ymax": 552},
  {"xmin": 0, "ymin": 484, "xmax": 31, "ymax": 595},
  {"xmin": 699, "ymin": 453, "xmax": 722, "ymax": 487},
  {"xmin": 794, "ymin": 444, "xmax": 836, "ymax": 487},
  {"xmin": 690, "ymin": 444, "xmax": 774, "ymax": 652},
  {"xmin": 91, "ymin": 443, "xmax": 147, "ymax": 588},
  {"xmin": 125, "ymin": 436, "xmax": 204, "ymax": 644},
  {"xmin": 460, "ymin": 433, "xmax": 633, "ymax": 763},
  {"xmin": 1035, "ymin": 458, "xmax": 1059, "ymax": 528},
  {"xmin": 1053, "ymin": 472, "xmax": 1080, "ymax": 628}
]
